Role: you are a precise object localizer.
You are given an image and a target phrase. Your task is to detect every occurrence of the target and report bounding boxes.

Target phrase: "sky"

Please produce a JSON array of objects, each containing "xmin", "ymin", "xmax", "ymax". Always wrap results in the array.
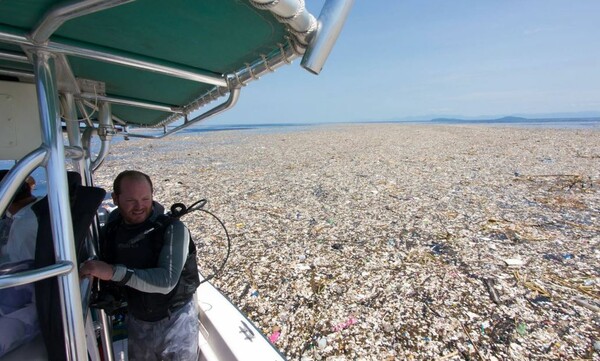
[{"xmin": 207, "ymin": 0, "xmax": 600, "ymax": 125}]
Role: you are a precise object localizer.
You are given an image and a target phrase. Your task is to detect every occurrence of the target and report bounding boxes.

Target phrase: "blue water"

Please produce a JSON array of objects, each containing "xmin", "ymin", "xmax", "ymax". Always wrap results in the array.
[
  {"xmin": 175, "ymin": 122, "xmax": 318, "ymax": 135},
  {"xmin": 172, "ymin": 117, "xmax": 600, "ymax": 135},
  {"xmin": 412, "ymin": 117, "xmax": 600, "ymax": 129}
]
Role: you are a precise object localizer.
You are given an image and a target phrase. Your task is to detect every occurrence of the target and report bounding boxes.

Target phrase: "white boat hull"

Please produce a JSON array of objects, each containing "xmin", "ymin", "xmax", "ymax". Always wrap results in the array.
[{"xmin": 196, "ymin": 275, "xmax": 285, "ymax": 361}]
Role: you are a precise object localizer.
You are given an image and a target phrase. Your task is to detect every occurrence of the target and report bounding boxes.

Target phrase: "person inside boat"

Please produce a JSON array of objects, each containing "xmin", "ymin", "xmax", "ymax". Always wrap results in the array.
[
  {"xmin": 0, "ymin": 170, "xmax": 40, "ymax": 357},
  {"xmin": 0, "ymin": 170, "xmax": 40, "ymax": 263},
  {"xmin": 79, "ymin": 170, "xmax": 200, "ymax": 361}
]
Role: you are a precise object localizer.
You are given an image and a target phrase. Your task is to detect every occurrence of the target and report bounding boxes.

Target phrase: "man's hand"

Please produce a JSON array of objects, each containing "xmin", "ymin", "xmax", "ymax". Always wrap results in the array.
[{"xmin": 79, "ymin": 260, "xmax": 115, "ymax": 281}]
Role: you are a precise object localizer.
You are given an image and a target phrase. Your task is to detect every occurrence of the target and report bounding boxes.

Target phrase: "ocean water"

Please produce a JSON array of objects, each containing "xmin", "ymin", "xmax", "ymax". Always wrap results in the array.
[
  {"xmin": 174, "ymin": 117, "xmax": 600, "ymax": 135},
  {"xmin": 176, "ymin": 122, "xmax": 318, "ymax": 135},
  {"xmin": 420, "ymin": 117, "xmax": 600, "ymax": 129}
]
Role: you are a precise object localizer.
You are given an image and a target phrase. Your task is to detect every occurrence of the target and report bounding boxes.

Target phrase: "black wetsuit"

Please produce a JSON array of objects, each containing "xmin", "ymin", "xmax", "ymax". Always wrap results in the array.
[{"xmin": 101, "ymin": 203, "xmax": 200, "ymax": 360}]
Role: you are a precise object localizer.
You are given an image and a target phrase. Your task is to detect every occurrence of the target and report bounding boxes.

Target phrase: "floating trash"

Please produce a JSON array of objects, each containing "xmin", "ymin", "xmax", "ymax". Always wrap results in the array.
[
  {"xmin": 516, "ymin": 322, "xmax": 527, "ymax": 336},
  {"xmin": 332, "ymin": 317, "xmax": 358, "ymax": 332},
  {"xmin": 94, "ymin": 124, "xmax": 600, "ymax": 360},
  {"xmin": 543, "ymin": 254, "xmax": 563, "ymax": 262},
  {"xmin": 531, "ymin": 295, "xmax": 552, "ymax": 304},
  {"xmin": 269, "ymin": 326, "xmax": 281, "ymax": 343},
  {"xmin": 504, "ymin": 258, "xmax": 525, "ymax": 268}
]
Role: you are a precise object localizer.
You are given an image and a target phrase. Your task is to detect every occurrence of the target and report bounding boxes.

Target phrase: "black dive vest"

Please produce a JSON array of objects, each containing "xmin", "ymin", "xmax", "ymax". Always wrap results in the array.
[{"xmin": 101, "ymin": 214, "xmax": 200, "ymax": 322}]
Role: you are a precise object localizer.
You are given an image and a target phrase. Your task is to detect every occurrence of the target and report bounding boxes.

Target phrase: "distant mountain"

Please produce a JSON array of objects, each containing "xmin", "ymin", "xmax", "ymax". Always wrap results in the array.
[
  {"xmin": 428, "ymin": 115, "xmax": 599, "ymax": 123},
  {"xmin": 494, "ymin": 116, "xmax": 528, "ymax": 122},
  {"xmin": 390, "ymin": 111, "xmax": 600, "ymax": 123}
]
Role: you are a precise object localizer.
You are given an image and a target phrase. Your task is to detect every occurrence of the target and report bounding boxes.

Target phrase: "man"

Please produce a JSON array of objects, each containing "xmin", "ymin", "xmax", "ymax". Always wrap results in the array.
[{"xmin": 80, "ymin": 170, "xmax": 200, "ymax": 360}]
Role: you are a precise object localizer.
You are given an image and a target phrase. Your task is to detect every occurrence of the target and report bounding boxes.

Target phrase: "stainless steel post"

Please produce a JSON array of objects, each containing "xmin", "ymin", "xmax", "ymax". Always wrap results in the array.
[
  {"xmin": 90, "ymin": 101, "xmax": 113, "ymax": 171},
  {"xmin": 32, "ymin": 50, "xmax": 88, "ymax": 361},
  {"xmin": 64, "ymin": 93, "xmax": 88, "ymax": 180},
  {"xmin": 99, "ymin": 310, "xmax": 115, "ymax": 361},
  {"xmin": 301, "ymin": 0, "xmax": 354, "ymax": 74}
]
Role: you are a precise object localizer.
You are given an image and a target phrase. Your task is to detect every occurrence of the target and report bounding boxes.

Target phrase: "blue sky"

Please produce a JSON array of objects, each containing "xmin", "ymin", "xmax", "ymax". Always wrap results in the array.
[{"xmin": 209, "ymin": 1, "xmax": 600, "ymax": 125}]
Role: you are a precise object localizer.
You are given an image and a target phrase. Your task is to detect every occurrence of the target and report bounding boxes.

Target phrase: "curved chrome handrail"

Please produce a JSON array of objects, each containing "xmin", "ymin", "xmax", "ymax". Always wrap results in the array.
[
  {"xmin": 0, "ymin": 261, "xmax": 73, "ymax": 289},
  {"xmin": 0, "ymin": 148, "xmax": 48, "ymax": 216},
  {"xmin": 125, "ymin": 86, "xmax": 241, "ymax": 139}
]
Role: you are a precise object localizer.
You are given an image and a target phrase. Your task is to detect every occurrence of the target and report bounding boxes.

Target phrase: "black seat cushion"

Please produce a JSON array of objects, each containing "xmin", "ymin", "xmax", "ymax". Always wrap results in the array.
[{"xmin": 33, "ymin": 182, "xmax": 105, "ymax": 360}]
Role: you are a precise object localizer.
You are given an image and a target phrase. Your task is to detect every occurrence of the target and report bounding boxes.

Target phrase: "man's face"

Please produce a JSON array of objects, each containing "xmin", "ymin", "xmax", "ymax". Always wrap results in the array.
[{"xmin": 113, "ymin": 177, "xmax": 153, "ymax": 225}]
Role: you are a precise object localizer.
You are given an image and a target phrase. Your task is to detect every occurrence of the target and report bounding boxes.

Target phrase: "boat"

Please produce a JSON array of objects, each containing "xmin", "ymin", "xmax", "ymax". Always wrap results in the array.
[{"xmin": 0, "ymin": 1, "xmax": 353, "ymax": 360}]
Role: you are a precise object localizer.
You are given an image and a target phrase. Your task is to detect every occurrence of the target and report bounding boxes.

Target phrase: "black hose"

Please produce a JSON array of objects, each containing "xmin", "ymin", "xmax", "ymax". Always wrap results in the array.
[{"xmin": 170, "ymin": 199, "xmax": 230, "ymax": 285}]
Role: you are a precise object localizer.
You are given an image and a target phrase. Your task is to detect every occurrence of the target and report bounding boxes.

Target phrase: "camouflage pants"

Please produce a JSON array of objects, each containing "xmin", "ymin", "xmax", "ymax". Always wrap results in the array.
[{"xmin": 127, "ymin": 301, "xmax": 199, "ymax": 361}]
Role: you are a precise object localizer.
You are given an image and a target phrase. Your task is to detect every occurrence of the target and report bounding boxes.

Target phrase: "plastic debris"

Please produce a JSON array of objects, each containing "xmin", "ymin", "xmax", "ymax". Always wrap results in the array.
[
  {"xmin": 94, "ymin": 124, "xmax": 600, "ymax": 360},
  {"xmin": 317, "ymin": 337, "xmax": 327, "ymax": 349},
  {"xmin": 573, "ymin": 298, "xmax": 600, "ymax": 313},
  {"xmin": 480, "ymin": 320, "xmax": 490, "ymax": 334},
  {"xmin": 269, "ymin": 331, "xmax": 281, "ymax": 343},
  {"xmin": 269, "ymin": 326, "xmax": 281, "ymax": 343},
  {"xmin": 483, "ymin": 278, "xmax": 501, "ymax": 304},
  {"xmin": 504, "ymin": 258, "xmax": 524, "ymax": 268},
  {"xmin": 531, "ymin": 295, "xmax": 552, "ymax": 304},
  {"xmin": 516, "ymin": 322, "xmax": 527, "ymax": 336},
  {"xmin": 332, "ymin": 317, "xmax": 358, "ymax": 332},
  {"xmin": 543, "ymin": 254, "xmax": 563, "ymax": 262},
  {"xmin": 583, "ymin": 279, "xmax": 594, "ymax": 287}
]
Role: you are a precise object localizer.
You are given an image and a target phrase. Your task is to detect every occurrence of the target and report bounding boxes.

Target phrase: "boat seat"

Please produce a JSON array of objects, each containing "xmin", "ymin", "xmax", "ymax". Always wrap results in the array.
[
  {"xmin": 0, "ymin": 334, "xmax": 47, "ymax": 361},
  {"xmin": 32, "ymin": 172, "xmax": 105, "ymax": 360}
]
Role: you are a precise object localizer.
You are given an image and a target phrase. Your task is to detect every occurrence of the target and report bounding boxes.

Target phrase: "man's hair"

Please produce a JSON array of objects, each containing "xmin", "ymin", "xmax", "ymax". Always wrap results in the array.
[
  {"xmin": 0, "ymin": 169, "xmax": 32, "ymax": 201},
  {"xmin": 113, "ymin": 170, "xmax": 153, "ymax": 196}
]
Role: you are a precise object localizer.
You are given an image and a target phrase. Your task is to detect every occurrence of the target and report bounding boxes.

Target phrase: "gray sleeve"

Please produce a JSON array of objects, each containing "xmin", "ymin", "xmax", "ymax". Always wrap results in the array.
[{"xmin": 115, "ymin": 220, "xmax": 190, "ymax": 294}]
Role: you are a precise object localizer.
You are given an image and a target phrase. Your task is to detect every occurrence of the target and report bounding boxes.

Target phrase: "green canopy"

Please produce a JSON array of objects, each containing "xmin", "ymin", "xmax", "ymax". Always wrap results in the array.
[{"xmin": 0, "ymin": 0, "xmax": 321, "ymax": 128}]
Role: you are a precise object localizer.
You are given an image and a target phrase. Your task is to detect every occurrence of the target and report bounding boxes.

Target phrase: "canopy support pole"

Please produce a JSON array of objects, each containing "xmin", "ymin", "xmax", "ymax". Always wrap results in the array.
[
  {"xmin": 301, "ymin": 0, "xmax": 354, "ymax": 74},
  {"xmin": 63, "ymin": 92, "xmax": 89, "ymax": 181},
  {"xmin": 32, "ymin": 49, "xmax": 88, "ymax": 361}
]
